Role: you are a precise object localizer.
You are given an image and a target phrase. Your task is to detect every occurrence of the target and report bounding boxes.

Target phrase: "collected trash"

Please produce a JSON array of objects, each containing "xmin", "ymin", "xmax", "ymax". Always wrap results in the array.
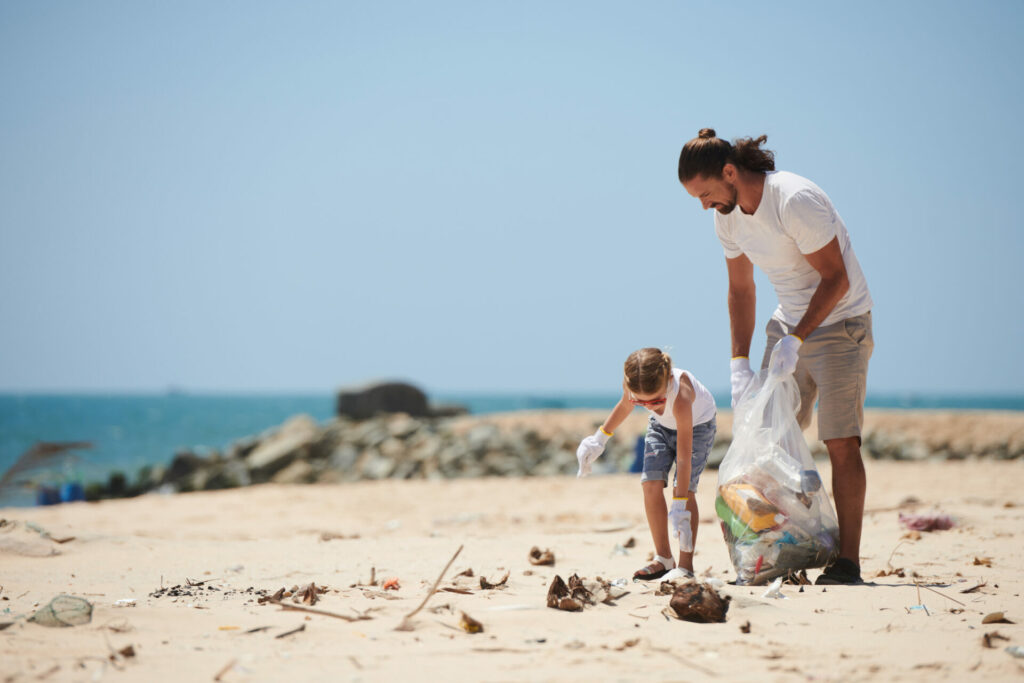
[
  {"xmin": 529, "ymin": 547, "xmax": 555, "ymax": 566},
  {"xmin": 667, "ymin": 582, "xmax": 730, "ymax": 623},
  {"xmin": 898, "ymin": 512, "xmax": 954, "ymax": 532},
  {"xmin": 716, "ymin": 372, "xmax": 839, "ymax": 585},
  {"xmin": 27, "ymin": 595, "xmax": 93, "ymax": 627}
]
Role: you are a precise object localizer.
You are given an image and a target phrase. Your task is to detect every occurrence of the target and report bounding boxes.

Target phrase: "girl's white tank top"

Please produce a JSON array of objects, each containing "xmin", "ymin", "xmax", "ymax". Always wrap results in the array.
[{"xmin": 648, "ymin": 368, "xmax": 717, "ymax": 430}]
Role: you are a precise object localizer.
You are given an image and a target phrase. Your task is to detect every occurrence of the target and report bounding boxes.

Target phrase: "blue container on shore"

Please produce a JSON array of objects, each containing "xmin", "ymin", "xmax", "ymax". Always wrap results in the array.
[
  {"xmin": 35, "ymin": 486, "xmax": 61, "ymax": 506},
  {"xmin": 60, "ymin": 482, "xmax": 85, "ymax": 503}
]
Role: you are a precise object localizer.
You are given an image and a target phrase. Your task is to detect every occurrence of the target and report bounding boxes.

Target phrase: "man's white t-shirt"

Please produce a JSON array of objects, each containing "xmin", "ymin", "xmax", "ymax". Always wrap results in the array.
[{"xmin": 714, "ymin": 171, "xmax": 873, "ymax": 328}]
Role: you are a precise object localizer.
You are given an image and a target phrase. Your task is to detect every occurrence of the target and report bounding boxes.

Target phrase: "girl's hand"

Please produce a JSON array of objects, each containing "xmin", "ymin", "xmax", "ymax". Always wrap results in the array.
[
  {"xmin": 576, "ymin": 429, "xmax": 610, "ymax": 478},
  {"xmin": 668, "ymin": 497, "xmax": 693, "ymax": 552}
]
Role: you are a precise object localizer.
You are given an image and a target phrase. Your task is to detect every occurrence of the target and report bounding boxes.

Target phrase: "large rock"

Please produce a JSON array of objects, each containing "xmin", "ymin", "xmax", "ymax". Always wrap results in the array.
[
  {"xmin": 245, "ymin": 415, "xmax": 319, "ymax": 482},
  {"xmin": 335, "ymin": 381, "xmax": 430, "ymax": 420},
  {"xmin": 162, "ymin": 451, "xmax": 205, "ymax": 486},
  {"xmin": 271, "ymin": 459, "xmax": 317, "ymax": 484}
]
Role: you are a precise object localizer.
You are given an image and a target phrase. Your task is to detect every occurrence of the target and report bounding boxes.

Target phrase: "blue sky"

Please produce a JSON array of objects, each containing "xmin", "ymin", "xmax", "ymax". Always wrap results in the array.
[{"xmin": 1, "ymin": 1, "xmax": 1022, "ymax": 396}]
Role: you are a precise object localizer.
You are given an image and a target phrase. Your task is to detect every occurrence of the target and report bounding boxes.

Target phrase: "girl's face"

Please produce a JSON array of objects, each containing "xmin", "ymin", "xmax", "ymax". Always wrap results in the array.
[{"xmin": 628, "ymin": 379, "xmax": 667, "ymax": 407}]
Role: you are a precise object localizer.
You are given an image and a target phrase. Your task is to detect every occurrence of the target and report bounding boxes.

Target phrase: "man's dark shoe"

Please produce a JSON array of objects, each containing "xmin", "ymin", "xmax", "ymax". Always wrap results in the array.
[{"xmin": 815, "ymin": 558, "xmax": 863, "ymax": 585}]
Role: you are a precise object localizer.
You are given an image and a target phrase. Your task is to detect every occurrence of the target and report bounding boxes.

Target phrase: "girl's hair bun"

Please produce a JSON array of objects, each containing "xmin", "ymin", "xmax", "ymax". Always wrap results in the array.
[{"xmin": 698, "ymin": 128, "xmax": 716, "ymax": 139}]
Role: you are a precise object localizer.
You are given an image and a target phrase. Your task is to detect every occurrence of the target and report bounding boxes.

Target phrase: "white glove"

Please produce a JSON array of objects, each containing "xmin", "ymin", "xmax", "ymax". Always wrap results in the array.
[
  {"xmin": 668, "ymin": 498, "xmax": 693, "ymax": 552},
  {"xmin": 576, "ymin": 428, "xmax": 610, "ymax": 478},
  {"xmin": 768, "ymin": 334, "xmax": 803, "ymax": 377},
  {"xmin": 729, "ymin": 357, "xmax": 755, "ymax": 408}
]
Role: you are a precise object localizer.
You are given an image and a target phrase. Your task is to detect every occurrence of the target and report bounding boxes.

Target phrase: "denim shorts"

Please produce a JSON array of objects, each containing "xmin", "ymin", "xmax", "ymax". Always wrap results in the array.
[{"xmin": 640, "ymin": 415, "xmax": 717, "ymax": 492}]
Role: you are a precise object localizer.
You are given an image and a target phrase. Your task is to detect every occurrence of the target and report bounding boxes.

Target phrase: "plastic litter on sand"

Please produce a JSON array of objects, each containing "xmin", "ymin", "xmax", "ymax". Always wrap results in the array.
[{"xmin": 27, "ymin": 595, "xmax": 93, "ymax": 627}]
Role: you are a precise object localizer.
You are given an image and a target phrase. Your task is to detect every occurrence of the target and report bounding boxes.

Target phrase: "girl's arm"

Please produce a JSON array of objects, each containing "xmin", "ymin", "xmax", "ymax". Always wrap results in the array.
[
  {"xmin": 672, "ymin": 378, "xmax": 696, "ymax": 498},
  {"xmin": 600, "ymin": 382, "xmax": 634, "ymax": 436}
]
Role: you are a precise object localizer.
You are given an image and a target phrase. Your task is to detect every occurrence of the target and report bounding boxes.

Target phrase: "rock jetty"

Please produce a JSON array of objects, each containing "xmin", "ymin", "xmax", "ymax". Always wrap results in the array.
[
  {"xmin": 97, "ymin": 408, "xmax": 1023, "ymax": 500},
  {"xmin": 129, "ymin": 411, "xmax": 642, "ymax": 496},
  {"xmin": 77, "ymin": 381, "xmax": 1023, "ymax": 501}
]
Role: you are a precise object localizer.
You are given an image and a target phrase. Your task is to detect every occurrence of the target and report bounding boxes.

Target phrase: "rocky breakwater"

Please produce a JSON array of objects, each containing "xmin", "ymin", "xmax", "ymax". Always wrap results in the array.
[
  {"xmin": 859, "ymin": 410, "xmax": 1024, "ymax": 461},
  {"xmin": 147, "ymin": 411, "xmax": 641, "ymax": 494},
  {"xmin": 133, "ymin": 409, "xmax": 1024, "ymax": 498}
]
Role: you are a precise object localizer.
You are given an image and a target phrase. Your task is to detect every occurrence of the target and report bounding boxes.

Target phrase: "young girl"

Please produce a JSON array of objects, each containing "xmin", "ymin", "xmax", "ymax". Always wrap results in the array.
[{"xmin": 577, "ymin": 347, "xmax": 717, "ymax": 580}]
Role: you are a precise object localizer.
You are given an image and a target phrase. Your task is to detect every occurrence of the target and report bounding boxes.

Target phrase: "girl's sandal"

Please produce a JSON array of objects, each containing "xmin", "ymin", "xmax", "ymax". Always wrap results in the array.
[{"xmin": 632, "ymin": 555, "xmax": 675, "ymax": 582}]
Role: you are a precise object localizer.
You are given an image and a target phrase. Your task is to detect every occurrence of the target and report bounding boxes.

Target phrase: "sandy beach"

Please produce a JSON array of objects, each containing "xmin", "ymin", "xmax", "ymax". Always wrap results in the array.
[{"xmin": 3, "ymin": 413, "xmax": 1024, "ymax": 682}]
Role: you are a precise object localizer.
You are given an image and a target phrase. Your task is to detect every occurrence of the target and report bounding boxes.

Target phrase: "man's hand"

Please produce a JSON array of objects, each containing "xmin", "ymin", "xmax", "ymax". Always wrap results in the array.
[
  {"xmin": 769, "ymin": 334, "xmax": 803, "ymax": 377},
  {"xmin": 668, "ymin": 498, "xmax": 693, "ymax": 552},
  {"xmin": 730, "ymin": 357, "xmax": 755, "ymax": 407},
  {"xmin": 576, "ymin": 428, "xmax": 610, "ymax": 478}
]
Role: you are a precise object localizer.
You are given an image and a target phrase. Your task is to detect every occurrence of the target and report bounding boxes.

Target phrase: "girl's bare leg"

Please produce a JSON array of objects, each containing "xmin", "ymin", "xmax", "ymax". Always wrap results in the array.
[{"xmin": 642, "ymin": 480, "xmax": 672, "ymax": 565}]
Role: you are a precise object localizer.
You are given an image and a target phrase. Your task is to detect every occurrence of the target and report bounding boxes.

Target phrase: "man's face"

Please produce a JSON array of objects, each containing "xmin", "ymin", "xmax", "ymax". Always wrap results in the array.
[{"xmin": 682, "ymin": 172, "xmax": 738, "ymax": 215}]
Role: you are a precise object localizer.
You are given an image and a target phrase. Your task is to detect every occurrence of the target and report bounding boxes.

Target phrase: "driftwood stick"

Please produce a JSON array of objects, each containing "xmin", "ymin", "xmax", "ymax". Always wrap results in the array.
[
  {"xmin": 887, "ymin": 541, "xmax": 908, "ymax": 569},
  {"xmin": 269, "ymin": 600, "xmax": 371, "ymax": 622},
  {"xmin": 213, "ymin": 658, "xmax": 237, "ymax": 681},
  {"xmin": 396, "ymin": 545, "xmax": 464, "ymax": 631},
  {"xmin": 275, "ymin": 623, "xmax": 306, "ymax": 639},
  {"xmin": 186, "ymin": 577, "xmax": 221, "ymax": 587},
  {"xmin": 918, "ymin": 582, "xmax": 966, "ymax": 607}
]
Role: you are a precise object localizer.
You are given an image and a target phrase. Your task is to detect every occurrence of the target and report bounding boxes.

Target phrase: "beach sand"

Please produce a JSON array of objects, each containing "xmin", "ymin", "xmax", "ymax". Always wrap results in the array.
[{"xmin": 2, "ymin": 416, "xmax": 1024, "ymax": 681}]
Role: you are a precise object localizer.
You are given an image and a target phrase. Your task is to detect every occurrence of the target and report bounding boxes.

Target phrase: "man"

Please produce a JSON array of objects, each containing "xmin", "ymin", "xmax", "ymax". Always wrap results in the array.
[{"xmin": 678, "ymin": 128, "xmax": 874, "ymax": 585}]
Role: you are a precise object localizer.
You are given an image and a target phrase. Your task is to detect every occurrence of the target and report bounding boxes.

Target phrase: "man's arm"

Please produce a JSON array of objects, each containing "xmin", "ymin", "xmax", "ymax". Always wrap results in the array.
[
  {"xmin": 726, "ymin": 254, "xmax": 757, "ymax": 358},
  {"xmin": 791, "ymin": 236, "xmax": 850, "ymax": 341}
]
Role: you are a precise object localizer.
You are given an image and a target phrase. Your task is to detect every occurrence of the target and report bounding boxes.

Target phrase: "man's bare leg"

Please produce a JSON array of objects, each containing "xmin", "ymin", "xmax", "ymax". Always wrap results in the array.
[{"xmin": 824, "ymin": 436, "xmax": 866, "ymax": 563}]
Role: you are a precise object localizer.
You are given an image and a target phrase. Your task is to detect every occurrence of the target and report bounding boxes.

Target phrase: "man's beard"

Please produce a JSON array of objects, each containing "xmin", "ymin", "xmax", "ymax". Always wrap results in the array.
[{"xmin": 715, "ymin": 182, "xmax": 739, "ymax": 214}]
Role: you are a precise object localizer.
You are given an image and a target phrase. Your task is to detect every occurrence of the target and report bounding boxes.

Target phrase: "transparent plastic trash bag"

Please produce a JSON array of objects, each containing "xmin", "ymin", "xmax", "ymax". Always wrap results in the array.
[
  {"xmin": 716, "ymin": 371, "xmax": 839, "ymax": 585},
  {"xmin": 27, "ymin": 595, "xmax": 93, "ymax": 627}
]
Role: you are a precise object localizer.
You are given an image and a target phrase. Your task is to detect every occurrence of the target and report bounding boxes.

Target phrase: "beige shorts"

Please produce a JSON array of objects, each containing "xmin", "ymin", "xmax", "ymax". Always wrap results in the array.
[{"xmin": 760, "ymin": 312, "xmax": 874, "ymax": 442}]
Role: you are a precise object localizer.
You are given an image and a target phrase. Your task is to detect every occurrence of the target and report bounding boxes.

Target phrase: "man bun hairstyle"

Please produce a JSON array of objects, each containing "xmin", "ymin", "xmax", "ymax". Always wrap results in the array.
[
  {"xmin": 624, "ymin": 348, "xmax": 672, "ymax": 395},
  {"xmin": 678, "ymin": 128, "xmax": 776, "ymax": 182}
]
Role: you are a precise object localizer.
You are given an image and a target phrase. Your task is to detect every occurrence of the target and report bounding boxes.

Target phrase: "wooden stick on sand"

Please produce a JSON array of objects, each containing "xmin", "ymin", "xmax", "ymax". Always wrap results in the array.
[{"xmin": 395, "ymin": 545, "xmax": 464, "ymax": 631}]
